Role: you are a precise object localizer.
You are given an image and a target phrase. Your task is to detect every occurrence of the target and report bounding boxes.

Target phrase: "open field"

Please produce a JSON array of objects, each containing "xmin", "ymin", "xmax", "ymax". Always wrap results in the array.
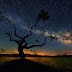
[
  {"xmin": 26, "ymin": 57, "xmax": 72, "ymax": 70},
  {"xmin": 0, "ymin": 57, "xmax": 20, "ymax": 65},
  {"xmin": 0, "ymin": 57, "xmax": 72, "ymax": 72}
]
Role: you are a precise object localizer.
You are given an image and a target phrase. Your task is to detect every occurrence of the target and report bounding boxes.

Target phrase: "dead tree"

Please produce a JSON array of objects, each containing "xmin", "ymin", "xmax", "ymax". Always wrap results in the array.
[{"xmin": 4, "ymin": 10, "xmax": 50, "ymax": 59}]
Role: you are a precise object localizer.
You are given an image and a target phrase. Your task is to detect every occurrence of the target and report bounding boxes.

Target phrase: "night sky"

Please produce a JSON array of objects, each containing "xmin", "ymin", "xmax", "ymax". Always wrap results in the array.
[{"xmin": 0, "ymin": 0, "xmax": 72, "ymax": 56}]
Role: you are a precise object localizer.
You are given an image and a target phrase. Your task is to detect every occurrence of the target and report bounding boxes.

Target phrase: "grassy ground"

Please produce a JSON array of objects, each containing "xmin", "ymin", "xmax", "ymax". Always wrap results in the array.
[
  {"xmin": 0, "ymin": 57, "xmax": 72, "ymax": 72},
  {"xmin": 26, "ymin": 57, "xmax": 72, "ymax": 70},
  {"xmin": 0, "ymin": 57, "xmax": 20, "ymax": 65}
]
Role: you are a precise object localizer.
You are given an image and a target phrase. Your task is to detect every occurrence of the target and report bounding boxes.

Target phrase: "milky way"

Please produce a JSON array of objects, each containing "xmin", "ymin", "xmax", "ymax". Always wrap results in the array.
[{"xmin": 0, "ymin": 0, "xmax": 72, "ymax": 56}]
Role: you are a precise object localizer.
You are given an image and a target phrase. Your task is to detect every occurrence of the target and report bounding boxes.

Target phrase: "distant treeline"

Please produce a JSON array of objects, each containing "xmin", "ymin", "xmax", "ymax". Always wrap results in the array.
[
  {"xmin": 0, "ymin": 54, "xmax": 72, "ymax": 57},
  {"xmin": 0, "ymin": 54, "xmax": 42, "ymax": 57}
]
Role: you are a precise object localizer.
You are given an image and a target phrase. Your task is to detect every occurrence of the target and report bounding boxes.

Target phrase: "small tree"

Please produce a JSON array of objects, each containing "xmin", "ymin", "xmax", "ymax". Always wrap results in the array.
[{"xmin": 1, "ymin": 10, "xmax": 50, "ymax": 59}]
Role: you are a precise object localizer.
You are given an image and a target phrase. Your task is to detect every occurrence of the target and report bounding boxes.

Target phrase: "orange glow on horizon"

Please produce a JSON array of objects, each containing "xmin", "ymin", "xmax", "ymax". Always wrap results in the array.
[{"xmin": 0, "ymin": 48, "xmax": 72, "ymax": 56}]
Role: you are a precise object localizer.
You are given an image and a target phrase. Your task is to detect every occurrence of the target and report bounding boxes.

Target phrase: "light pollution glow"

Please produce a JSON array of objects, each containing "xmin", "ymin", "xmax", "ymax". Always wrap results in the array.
[{"xmin": 1, "ymin": 49, "xmax": 72, "ymax": 56}]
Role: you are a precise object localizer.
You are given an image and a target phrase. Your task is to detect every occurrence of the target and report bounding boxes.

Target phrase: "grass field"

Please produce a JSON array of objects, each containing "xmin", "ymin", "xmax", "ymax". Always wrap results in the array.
[
  {"xmin": 26, "ymin": 57, "xmax": 72, "ymax": 70},
  {"xmin": 0, "ymin": 57, "xmax": 72, "ymax": 72},
  {"xmin": 0, "ymin": 57, "xmax": 20, "ymax": 65}
]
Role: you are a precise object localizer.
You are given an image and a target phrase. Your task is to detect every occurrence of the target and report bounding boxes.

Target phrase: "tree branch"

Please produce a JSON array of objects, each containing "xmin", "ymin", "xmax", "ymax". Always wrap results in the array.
[
  {"xmin": 5, "ymin": 33, "xmax": 19, "ymax": 45},
  {"xmin": 23, "ymin": 20, "xmax": 39, "ymax": 39},
  {"xmin": 25, "ymin": 37, "xmax": 47, "ymax": 49},
  {"xmin": 27, "ymin": 40, "xmax": 39, "ymax": 45},
  {"xmin": 12, "ymin": 24, "xmax": 23, "ymax": 40}
]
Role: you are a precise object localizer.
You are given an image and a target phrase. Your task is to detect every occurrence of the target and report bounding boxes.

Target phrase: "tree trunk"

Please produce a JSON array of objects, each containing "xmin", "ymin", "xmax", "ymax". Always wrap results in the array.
[{"xmin": 18, "ymin": 45, "xmax": 25, "ymax": 60}]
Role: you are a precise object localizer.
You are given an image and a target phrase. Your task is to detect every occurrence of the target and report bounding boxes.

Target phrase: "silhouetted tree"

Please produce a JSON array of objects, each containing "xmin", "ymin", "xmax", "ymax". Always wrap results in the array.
[{"xmin": 0, "ymin": 10, "xmax": 52, "ymax": 60}]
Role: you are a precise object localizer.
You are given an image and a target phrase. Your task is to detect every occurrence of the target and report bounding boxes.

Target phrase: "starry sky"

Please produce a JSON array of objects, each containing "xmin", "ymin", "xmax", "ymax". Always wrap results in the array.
[{"xmin": 0, "ymin": 0, "xmax": 72, "ymax": 56}]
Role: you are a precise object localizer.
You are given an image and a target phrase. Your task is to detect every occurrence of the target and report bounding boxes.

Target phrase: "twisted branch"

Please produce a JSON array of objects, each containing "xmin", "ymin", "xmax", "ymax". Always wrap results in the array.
[
  {"xmin": 12, "ymin": 24, "xmax": 23, "ymax": 40},
  {"xmin": 23, "ymin": 20, "xmax": 38, "ymax": 39},
  {"xmin": 5, "ymin": 33, "xmax": 19, "ymax": 45},
  {"xmin": 24, "ymin": 37, "xmax": 47, "ymax": 49}
]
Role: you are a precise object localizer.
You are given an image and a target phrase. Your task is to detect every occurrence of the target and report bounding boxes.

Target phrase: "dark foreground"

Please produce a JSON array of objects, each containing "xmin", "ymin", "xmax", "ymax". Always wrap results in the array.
[{"xmin": 0, "ymin": 59, "xmax": 72, "ymax": 72}]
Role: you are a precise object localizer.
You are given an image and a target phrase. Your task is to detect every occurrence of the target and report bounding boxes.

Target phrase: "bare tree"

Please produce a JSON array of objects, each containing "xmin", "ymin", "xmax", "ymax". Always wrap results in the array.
[{"xmin": 1, "ymin": 10, "xmax": 50, "ymax": 59}]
